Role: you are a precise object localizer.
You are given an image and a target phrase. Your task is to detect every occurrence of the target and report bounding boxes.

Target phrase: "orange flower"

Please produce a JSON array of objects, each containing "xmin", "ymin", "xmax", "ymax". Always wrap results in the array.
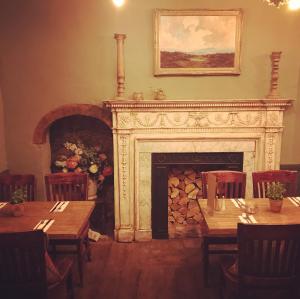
[
  {"xmin": 66, "ymin": 159, "xmax": 78, "ymax": 169},
  {"xmin": 102, "ymin": 166, "xmax": 113, "ymax": 177},
  {"xmin": 74, "ymin": 167, "xmax": 82, "ymax": 173}
]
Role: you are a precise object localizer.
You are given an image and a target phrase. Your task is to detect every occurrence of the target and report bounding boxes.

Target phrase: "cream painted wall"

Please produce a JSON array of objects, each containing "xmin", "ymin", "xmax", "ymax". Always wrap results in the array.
[
  {"xmin": 0, "ymin": 0, "xmax": 299, "ymax": 192},
  {"xmin": 0, "ymin": 87, "xmax": 7, "ymax": 171}
]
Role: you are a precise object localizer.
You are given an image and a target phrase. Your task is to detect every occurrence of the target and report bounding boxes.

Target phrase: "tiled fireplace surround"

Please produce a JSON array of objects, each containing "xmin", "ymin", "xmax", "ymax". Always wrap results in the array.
[{"xmin": 105, "ymin": 99, "xmax": 292, "ymax": 242}]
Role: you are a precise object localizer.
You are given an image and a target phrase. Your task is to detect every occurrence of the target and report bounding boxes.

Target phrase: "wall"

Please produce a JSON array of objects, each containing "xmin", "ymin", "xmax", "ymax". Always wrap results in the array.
[
  {"xmin": 0, "ymin": 0, "xmax": 299, "ymax": 196},
  {"xmin": 0, "ymin": 87, "xmax": 7, "ymax": 171}
]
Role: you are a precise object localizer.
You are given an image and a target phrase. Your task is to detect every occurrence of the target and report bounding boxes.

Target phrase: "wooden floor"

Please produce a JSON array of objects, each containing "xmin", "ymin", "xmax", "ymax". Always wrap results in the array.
[{"xmin": 50, "ymin": 237, "xmax": 220, "ymax": 299}]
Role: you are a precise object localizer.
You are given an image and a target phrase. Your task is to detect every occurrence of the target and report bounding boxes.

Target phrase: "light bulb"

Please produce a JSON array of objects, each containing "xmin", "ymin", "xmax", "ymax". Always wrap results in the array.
[
  {"xmin": 113, "ymin": 0, "xmax": 125, "ymax": 7},
  {"xmin": 288, "ymin": 0, "xmax": 300, "ymax": 9}
]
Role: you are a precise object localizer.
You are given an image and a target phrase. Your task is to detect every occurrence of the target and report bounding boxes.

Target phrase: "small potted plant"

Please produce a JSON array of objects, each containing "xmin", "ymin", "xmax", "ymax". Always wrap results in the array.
[
  {"xmin": 266, "ymin": 182, "xmax": 286, "ymax": 213},
  {"xmin": 9, "ymin": 188, "xmax": 26, "ymax": 216}
]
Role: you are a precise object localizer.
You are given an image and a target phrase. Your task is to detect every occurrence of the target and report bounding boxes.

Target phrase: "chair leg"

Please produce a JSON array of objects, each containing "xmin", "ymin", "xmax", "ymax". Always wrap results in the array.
[
  {"xmin": 85, "ymin": 236, "xmax": 92, "ymax": 262},
  {"xmin": 203, "ymin": 237, "xmax": 209, "ymax": 287},
  {"xmin": 66, "ymin": 270, "xmax": 74, "ymax": 299},
  {"xmin": 77, "ymin": 242, "xmax": 84, "ymax": 287}
]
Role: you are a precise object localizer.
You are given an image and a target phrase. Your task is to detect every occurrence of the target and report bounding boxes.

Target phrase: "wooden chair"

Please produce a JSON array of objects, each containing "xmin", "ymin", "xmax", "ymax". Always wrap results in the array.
[
  {"xmin": 201, "ymin": 170, "xmax": 246, "ymax": 287},
  {"xmin": 0, "ymin": 230, "xmax": 74, "ymax": 299},
  {"xmin": 0, "ymin": 174, "xmax": 35, "ymax": 202},
  {"xmin": 220, "ymin": 223, "xmax": 300, "ymax": 299},
  {"xmin": 45, "ymin": 172, "xmax": 88, "ymax": 201},
  {"xmin": 252, "ymin": 170, "xmax": 298, "ymax": 198},
  {"xmin": 202, "ymin": 170, "xmax": 246, "ymax": 199},
  {"xmin": 45, "ymin": 172, "xmax": 90, "ymax": 286}
]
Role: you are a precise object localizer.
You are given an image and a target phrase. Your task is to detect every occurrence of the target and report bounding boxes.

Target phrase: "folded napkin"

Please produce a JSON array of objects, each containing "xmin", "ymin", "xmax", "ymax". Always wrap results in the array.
[
  {"xmin": 33, "ymin": 219, "xmax": 55, "ymax": 232},
  {"xmin": 238, "ymin": 215, "xmax": 248, "ymax": 223},
  {"xmin": 248, "ymin": 215, "xmax": 257, "ymax": 223},
  {"xmin": 238, "ymin": 213, "xmax": 257, "ymax": 224},
  {"xmin": 53, "ymin": 201, "xmax": 69, "ymax": 212},
  {"xmin": 238, "ymin": 198, "xmax": 245, "ymax": 205},
  {"xmin": 231, "ymin": 199, "xmax": 239, "ymax": 208},
  {"xmin": 0, "ymin": 202, "xmax": 7, "ymax": 209},
  {"xmin": 288, "ymin": 197, "xmax": 299, "ymax": 207}
]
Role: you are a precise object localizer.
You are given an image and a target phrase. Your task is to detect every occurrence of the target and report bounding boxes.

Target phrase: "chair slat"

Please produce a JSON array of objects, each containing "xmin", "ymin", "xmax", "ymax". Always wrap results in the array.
[{"xmin": 252, "ymin": 170, "xmax": 298, "ymax": 198}]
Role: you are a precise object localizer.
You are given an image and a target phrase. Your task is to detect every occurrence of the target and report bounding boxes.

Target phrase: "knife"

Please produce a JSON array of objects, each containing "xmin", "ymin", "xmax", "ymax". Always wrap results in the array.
[
  {"xmin": 49, "ymin": 201, "xmax": 60, "ymax": 212},
  {"xmin": 54, "ymin": 201, "xmax": 65, "ymax": 212}
]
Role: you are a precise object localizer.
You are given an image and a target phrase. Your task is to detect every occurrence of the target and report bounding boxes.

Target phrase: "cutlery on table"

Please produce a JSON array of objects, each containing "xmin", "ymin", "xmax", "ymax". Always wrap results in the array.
[
  {"xmin": 242, "ymin": 213, "xmax": 251, "ymax": 223},
  {"xmin": 34, "ymin": 219, "xmax": 54, "ymax": 231},
  {"xmin": 53, "ymin": 201, "xmax": 65, "ymax": 212},
  {"xmin": 293, "ymin": 197, "xmax": 300, "ymax": 205},
  {"xmin": 50, "ymin": 201, "xmax": 60, "ymax": 212},
  {"xmin": 288, "ymin": 197, "xmax": 300, "ymax": 207}
]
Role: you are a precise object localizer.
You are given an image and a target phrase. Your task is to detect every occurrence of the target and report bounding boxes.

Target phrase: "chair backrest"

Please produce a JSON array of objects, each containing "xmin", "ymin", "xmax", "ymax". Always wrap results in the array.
[
  {"xmin": 0, "ymin": 230, "xmax": 48, "ymax": 299},
  {"xmin": 237, "ymin": 223, "xmax": 300, "ymax": 290},
  {"xmin": 201, "ymin": 170, "xmax": 246, "ymax": 199},
  {"xmin": 252, "ymin": 170, "xmax": 298, "ymax": 198},
  {"xmin": 0, "ymin": 174, "xmax": 35, "ymax": 202},
  {"xmin": 45, "ymin": 172, "xmax": 88, "ymax": 201}
]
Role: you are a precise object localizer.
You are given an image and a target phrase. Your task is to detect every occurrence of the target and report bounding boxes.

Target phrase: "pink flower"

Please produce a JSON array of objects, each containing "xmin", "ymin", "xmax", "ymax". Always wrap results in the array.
[
  {"xmin": 99, "ymin": 153, "xmax": 107, "ymax": 161},
  {"xmin": 98, "ymin": 174, "xmax": 105, "ymax": 183},
  {"xmin": 74, "ymin": 167, "xmax": 82, "ymax": 173},
  {"xmin": 102, "ymin": 166, "xmax": 113, "ymax": 177}
]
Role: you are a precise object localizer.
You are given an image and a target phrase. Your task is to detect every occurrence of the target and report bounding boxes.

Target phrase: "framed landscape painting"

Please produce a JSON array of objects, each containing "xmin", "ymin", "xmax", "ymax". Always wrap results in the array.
[{"xmin": 154, "ymin": 9, "xmax": 243, "ymax": 76}]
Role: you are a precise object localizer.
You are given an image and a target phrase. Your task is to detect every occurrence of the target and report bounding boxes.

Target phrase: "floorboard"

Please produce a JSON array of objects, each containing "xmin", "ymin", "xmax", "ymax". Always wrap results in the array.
[{"xmin": 49, "ymin": 237, "xmax": 220, "ymax": 299}]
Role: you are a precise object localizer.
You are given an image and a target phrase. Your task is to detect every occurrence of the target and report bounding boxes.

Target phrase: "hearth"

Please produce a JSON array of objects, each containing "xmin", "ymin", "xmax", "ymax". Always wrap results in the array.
[{"xmin": 152, "ymin": 152, "xmax": 243, "ymax": 238}]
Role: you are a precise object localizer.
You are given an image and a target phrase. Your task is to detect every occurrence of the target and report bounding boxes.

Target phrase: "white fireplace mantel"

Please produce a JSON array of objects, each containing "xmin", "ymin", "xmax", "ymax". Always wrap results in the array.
[{"xmin": 104, "ymin": 98, "xmax": 292, "ymax": 242}]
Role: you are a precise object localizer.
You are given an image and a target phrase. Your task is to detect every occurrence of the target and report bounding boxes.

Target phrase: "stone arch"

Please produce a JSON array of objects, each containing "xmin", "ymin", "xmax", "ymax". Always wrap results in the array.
[{"xmin": 33, "ymin": 104, "xmax": 112, "ymax": 144}]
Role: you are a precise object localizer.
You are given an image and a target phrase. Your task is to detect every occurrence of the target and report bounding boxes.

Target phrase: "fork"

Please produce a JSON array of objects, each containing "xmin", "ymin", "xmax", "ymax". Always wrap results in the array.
[{"xmin": 242, "ymin": 213, "xmax": 251, "ymax": 223}]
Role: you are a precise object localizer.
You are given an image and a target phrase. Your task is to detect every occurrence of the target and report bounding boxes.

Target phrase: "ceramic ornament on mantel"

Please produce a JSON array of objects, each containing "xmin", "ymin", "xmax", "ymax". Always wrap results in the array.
[
  {"xmin": 154, "ymin": 88, "xmax": 166, "ymax": 100},
  {"xmin": 266, "ymin": 51, "xmax": 282, "ymax": 99}
]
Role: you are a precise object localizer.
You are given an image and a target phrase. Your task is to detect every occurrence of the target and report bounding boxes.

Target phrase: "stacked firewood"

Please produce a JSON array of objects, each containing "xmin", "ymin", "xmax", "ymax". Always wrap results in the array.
[{"xmin": 168, "ymin": 167, "xmax": 203, "ymax": 225}]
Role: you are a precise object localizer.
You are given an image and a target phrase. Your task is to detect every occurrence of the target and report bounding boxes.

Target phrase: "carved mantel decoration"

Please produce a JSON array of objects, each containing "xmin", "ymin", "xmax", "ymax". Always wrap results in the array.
[{"xmin": 105, "ymin": 98, "xmax": 292, "ymax": 242}]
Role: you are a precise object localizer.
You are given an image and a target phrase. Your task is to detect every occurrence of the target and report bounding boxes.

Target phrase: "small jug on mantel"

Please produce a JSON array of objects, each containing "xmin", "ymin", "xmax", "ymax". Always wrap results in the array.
[{"xmin": 154, "ymin": 88, "xmax": 166, "ymax": 100}]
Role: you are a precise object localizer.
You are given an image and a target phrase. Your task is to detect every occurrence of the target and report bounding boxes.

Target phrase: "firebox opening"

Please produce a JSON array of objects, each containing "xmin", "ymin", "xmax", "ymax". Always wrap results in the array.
[{"xmin": 151, "ymin": 152, "xmax": 243, "ymax": 239}]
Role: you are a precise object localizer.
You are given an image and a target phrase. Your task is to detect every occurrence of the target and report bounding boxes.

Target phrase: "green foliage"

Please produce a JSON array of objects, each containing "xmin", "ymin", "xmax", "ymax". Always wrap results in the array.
[
  {"xmin": 266, "ymin": 182, "xmax": 286, "ymax": 200},
  {"xmin": 10, "ymin": 188, "xmax": 27, "ymax": 205}
]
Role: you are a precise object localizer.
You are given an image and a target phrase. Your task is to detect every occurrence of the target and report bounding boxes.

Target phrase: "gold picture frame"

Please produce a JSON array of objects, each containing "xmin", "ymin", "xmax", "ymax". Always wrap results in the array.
[{"xmin": 154, "ymin": 9, "xmax": 243, "ymax": 76}]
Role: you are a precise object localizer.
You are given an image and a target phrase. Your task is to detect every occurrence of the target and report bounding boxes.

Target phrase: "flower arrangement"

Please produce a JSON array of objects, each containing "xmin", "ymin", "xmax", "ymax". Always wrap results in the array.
[
  {"xmin": 53, "ymin": 141, "xmax": 113, "ymax": 187},
  {"xmin": 266, "ymin": 182, "xmax": 286, "ymax": 200}
]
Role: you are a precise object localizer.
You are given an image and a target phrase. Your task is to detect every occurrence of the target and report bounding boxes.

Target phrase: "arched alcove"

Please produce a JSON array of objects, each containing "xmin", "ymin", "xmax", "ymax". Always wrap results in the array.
[
  {"xmin": 33, "ymin": 104, "xmax": 114, "ymax": 235},
  {"xmin": 33, "ymin": 104, "xmax": 112, "ymax": 145}
]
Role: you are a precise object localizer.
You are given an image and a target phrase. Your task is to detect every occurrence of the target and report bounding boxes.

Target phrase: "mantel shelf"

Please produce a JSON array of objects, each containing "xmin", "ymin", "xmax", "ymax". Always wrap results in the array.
[{"xmin": 105, "ymin": 98, "xmax": 293, "ymax": 110}]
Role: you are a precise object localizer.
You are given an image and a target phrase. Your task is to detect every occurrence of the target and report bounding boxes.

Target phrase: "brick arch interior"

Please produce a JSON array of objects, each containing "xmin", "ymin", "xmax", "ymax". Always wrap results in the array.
[{"xmin": 33, "ymin": 104, "xmax": 112, "ymax": 145}]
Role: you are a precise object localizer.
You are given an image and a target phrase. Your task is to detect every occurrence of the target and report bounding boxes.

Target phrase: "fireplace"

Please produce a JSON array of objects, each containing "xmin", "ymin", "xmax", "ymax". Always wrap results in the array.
[
  {"xmin": 152, "ymin": 152, "xmax": 243, "ymax": 239},
  {"xmin": 105, "ymin": 98, "xmax": 292, "ymax": 242}
]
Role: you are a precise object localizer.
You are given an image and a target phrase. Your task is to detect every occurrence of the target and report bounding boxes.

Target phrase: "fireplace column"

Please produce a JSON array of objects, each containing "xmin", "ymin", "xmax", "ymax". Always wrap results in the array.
[
  {"xmin": 264, "ymin": 107, "xmax": 284, "ymax": 170},
  {"xmin": 113, "ymin": 131, "xmax": 135, "ymax": 242}
]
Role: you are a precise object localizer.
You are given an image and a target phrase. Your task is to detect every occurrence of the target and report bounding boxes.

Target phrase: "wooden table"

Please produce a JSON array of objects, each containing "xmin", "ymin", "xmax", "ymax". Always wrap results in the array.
[
  {"xmin": 198, "ymin": 197, "xmax": 300, "ymax": 236},
  {"xmin": 198, "ymin": 197, "xmax": 300, "ymax": 286},
  {"xmin": 0, "ymin": 201, "xmax": 95, "ymax": 240}
]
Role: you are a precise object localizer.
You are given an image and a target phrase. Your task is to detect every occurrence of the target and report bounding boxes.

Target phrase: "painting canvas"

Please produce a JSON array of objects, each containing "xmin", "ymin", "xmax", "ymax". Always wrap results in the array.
[{"xmin": 154, "ymin": 9, "xmax": 242, "ymax": 76}]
